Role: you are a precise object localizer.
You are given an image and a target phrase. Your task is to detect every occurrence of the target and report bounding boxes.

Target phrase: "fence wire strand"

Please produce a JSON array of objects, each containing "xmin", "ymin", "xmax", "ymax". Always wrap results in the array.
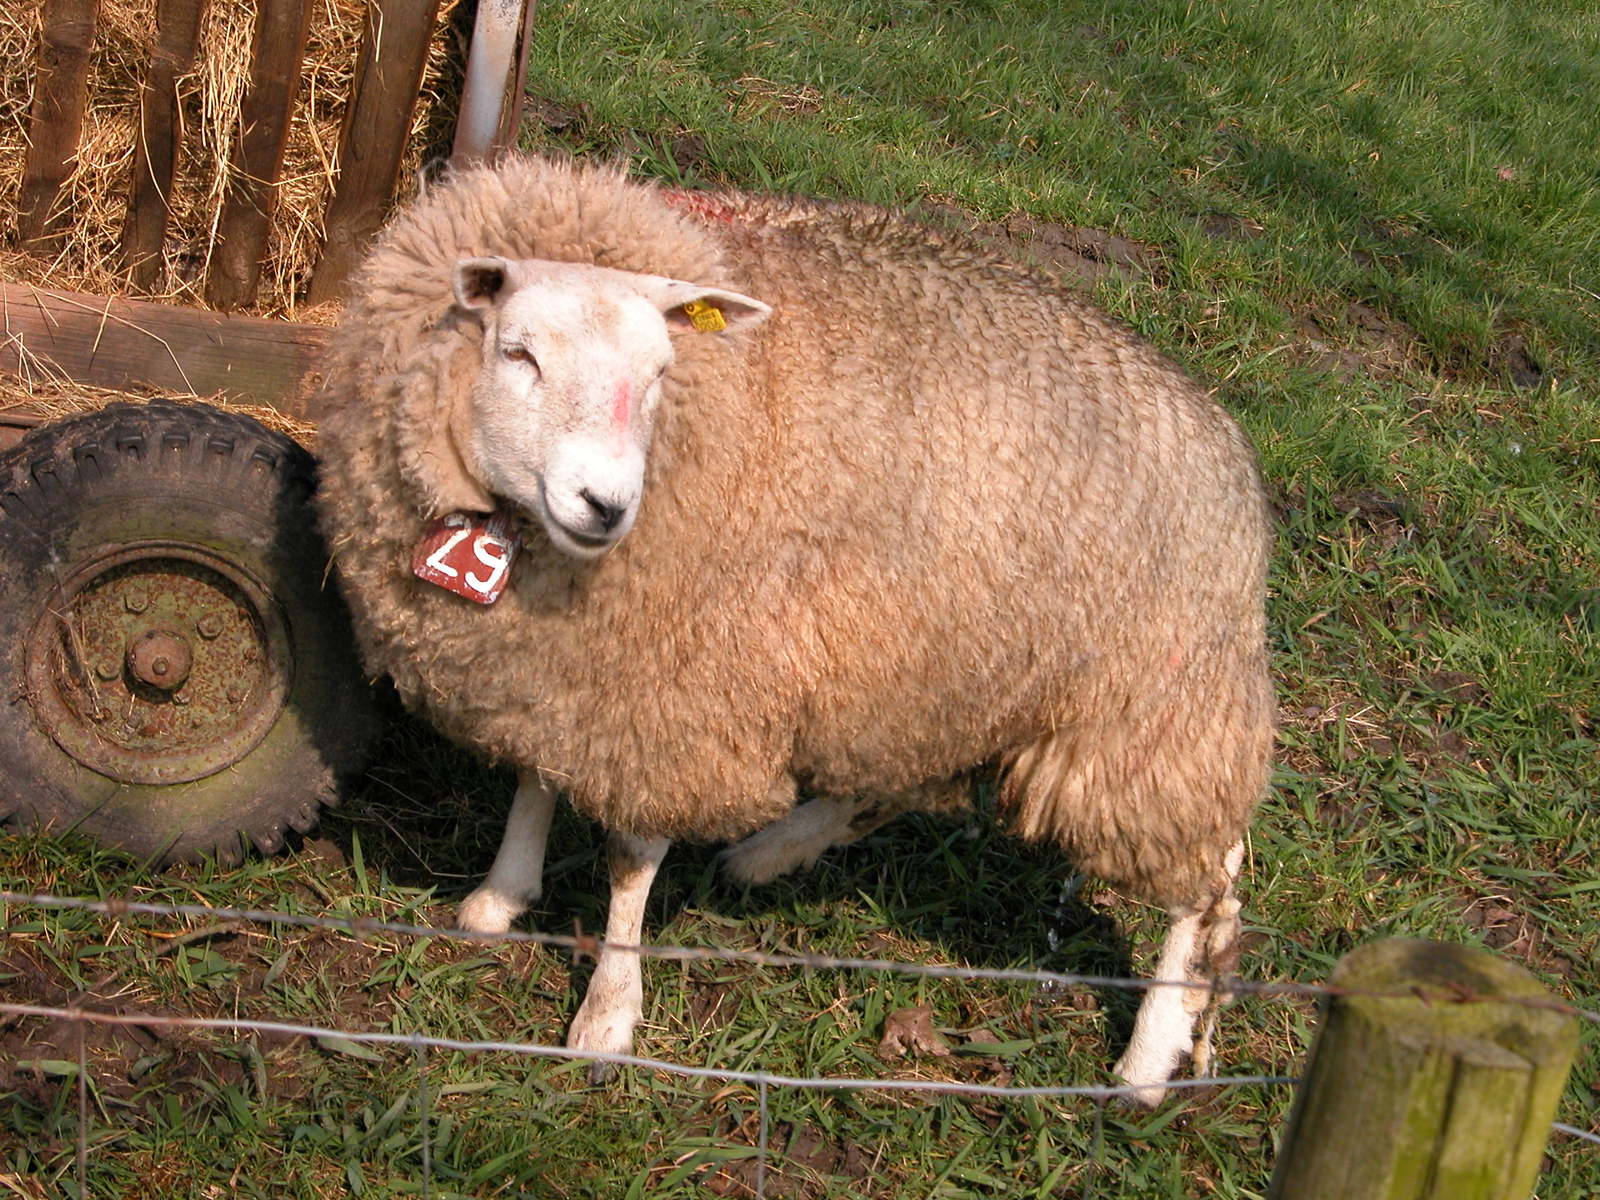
[
  {"xmin": 3, "ymin": 886, "xmax": 1596, "ymax": 1192},
  {"xmin": 0, "ymin": 1001, "xmax": 1299, "ymax": 1100},
  {"xmin": 415, "ymin": 1037, "xmax": 432, "ymax": 1200},
  {"xmin": 1554, "ymin": 1123, "xmax": 1600, "ymax": 1148},
  {"xmin": 4, "ymin": 889, "xmax": 1597, "ymax": 1023},
  {"xmin": 757, "ymin": 1077, "xmax": 770, "ymax": 1199}
]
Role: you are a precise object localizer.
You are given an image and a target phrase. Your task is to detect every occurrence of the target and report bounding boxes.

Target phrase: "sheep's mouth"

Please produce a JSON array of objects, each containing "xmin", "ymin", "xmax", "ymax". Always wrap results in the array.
[
  {"xmin": 525, "ymin": 478, "xmax": 633, "ymax": 560},
  {"xmin": 527, "ymin": 487, "xmax": 620, "ymax": 559},
  {"xmin": 553, "ymin": 525, "xmax": 613, "ymax": 551}
]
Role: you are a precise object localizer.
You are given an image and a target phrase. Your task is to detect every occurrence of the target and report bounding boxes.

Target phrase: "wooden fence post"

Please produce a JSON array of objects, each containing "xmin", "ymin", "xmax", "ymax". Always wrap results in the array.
[
  {"xmin": 16, "ymin": 0, "xmax": 101, "ymax": 250},
  {"xmin": 204, "ymin": 0, "xmax": 313, "ymax": 311},
  {"xmin": 303, "ymin": 0, "xmax": 442, "ymax": 306},
  {"xmin": 1267, "ymin": 938, "xmax": 1578, "ymax": 1200},
  {"xmin": 121, "ymin": 0, "xmax": 209, "ymax": 290}
]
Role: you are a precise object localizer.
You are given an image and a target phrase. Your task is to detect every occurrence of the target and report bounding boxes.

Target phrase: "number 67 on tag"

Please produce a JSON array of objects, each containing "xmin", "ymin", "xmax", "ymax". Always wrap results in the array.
[{"xmin": 411, "ymin": 513, "xmax": 521, "ymax": 604}]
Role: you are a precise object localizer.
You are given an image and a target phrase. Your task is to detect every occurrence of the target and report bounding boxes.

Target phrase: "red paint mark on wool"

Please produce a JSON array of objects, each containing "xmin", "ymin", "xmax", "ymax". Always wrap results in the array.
[
  {"xmin": 611, "ymin": 380, "xmax": 632, "ymax": 441},
  {"xmin": 663, "ymin": 188, "xmax": 742, "ymax": 224}
]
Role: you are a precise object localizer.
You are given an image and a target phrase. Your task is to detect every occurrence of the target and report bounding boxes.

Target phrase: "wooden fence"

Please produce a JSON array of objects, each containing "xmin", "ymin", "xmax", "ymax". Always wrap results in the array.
[{"xmin": 14, "ymin": 0, "xmax": 529, "ymax": 312}]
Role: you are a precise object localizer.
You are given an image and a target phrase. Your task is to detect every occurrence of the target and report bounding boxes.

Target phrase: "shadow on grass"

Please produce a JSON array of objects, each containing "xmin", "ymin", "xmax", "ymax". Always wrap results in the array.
[{"xmin": 315, "ymin": 708, "xmax": 1145, "ymax": 1055}]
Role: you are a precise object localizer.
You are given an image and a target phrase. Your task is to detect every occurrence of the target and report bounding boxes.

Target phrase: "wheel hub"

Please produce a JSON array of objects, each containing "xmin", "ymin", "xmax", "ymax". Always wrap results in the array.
[
  {"xmin": 25, "ymin": 541, "xmax": 294, "ymax": 785},
  {"xmin": 127, "ymin": 629, "xmax": 194, "ymax": 690}
]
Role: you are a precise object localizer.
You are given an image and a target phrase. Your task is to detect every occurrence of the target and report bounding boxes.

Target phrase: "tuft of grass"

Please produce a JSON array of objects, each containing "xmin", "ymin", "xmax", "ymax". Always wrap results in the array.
[{"xmin": 5, "ymin": 0, "xmax": 1599, "ymax": 1195}]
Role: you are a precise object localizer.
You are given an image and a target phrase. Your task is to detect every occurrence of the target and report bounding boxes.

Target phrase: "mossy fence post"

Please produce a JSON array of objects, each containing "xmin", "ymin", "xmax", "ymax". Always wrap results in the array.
[{"xmin": 1267, "ymin": 938, "xmax": 1578, "ymax": 1200}]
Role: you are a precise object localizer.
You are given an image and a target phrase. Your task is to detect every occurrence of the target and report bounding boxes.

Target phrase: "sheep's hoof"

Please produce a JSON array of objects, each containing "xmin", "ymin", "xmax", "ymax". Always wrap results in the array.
[
  {"xmin": 1115, "ymin": 1081, "xmax": 1170, "ymax": 1109},
  {"xmin": 456, "ymin": 887, "xmax": 524, "ymax": 935},
  {"xmin": 567, "ymin": 997, "xmax": 640, "ymax": 1083},
  {"xmin": 1113, "ymin": 1053, "xmax": 1183, "ymax": 1109}
]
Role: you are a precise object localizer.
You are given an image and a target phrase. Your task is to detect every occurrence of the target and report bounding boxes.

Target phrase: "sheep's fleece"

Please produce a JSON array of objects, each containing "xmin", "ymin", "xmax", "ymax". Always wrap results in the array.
[{"xmin": 315, "ymin": 154, "xmax": 1273, "ymax": 1071}]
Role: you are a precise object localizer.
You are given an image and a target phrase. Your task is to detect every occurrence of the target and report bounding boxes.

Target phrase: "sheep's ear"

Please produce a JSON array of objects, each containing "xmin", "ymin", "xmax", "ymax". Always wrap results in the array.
[
  {"xmin": 453, "ymin": 257, "xmax": 514, "ymax": 311},
  {"xmin": 630, "ymin": 276, "xmax": 772, "ymax": 334}
]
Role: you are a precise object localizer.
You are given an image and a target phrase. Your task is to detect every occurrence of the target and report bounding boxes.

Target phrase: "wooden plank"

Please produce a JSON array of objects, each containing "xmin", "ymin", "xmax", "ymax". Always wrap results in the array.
[
  {"xmin": 121, "ymin": 0, "xmax": 209, "ymax": 291},
  {"xmin": 305, "ymin": 0, "xmax": 442, "ymax": 305},
  {"xmin": 0, "ymin": 284, "xmax": 328, "ymax": 417},
  {"xmin": 16, "ymin": 0, "xmax": 101, "ymax": 249},
  {"xmin": 204, "ymin": 0, "xmax": 314, "ymax": 311}
]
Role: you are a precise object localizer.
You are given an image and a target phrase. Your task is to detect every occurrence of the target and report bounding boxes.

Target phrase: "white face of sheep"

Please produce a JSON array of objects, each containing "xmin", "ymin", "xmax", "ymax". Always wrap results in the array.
[{"xmin": 452, "ymin": 257, "xmax": 770, "ymax": 560}]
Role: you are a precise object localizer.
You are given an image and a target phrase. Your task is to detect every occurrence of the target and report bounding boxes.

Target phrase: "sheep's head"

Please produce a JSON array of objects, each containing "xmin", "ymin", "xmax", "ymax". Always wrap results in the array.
[{"xmin": 451, "ymin": 257, "xmax": 770, "ymax": 560}]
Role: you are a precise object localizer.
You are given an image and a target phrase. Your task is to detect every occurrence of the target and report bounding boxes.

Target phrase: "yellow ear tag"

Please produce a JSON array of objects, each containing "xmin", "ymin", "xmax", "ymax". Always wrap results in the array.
[{"xmin": 681, "ymin": 299, "xmax": 727, "ymax": 332}]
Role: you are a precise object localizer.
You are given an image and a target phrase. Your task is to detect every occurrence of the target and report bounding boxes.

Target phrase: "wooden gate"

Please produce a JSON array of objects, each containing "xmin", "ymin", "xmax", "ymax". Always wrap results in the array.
[{"xmin": 1, "ymin": 0, "xmax": 535, "ymax": 441}]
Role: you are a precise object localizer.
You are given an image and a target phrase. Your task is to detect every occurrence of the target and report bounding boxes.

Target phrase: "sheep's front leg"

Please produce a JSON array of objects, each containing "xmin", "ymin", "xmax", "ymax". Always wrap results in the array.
[
  {"xmin": 567, "ymin": 831, "xmax": 670, "ymax": 1083},
  {"xmin": 1114, "ymin": 840, "xmax": 1245, "ymax": 1107},
  {"xmin": 457, "ymin": 771, "xmax": 558, "ymax": 934}
]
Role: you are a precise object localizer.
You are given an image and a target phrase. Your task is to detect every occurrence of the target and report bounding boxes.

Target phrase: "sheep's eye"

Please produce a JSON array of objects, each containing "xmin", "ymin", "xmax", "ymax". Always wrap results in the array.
[{"xmin": 502, "ymin": 344, "xmax": 537, "ymax": 368}]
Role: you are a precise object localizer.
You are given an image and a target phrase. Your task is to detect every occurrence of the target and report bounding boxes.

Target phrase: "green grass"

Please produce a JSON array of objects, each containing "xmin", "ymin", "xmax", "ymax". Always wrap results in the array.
[{"xmin": 5, "ymin": 0, "xmax": 1600, "ymax": 1194}]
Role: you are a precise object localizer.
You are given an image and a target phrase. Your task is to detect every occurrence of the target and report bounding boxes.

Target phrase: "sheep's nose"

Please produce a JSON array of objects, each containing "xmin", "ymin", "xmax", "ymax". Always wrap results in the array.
[{"xmin": 580, "ymin": 489, "xmax": 628, "ymax": 532}]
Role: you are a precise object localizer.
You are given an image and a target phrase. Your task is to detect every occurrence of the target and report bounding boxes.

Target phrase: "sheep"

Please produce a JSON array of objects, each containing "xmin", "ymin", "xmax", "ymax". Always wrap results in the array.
[{"xmin": 313, "ymin": 155, "xmax": 1275, "ymax": 1104}]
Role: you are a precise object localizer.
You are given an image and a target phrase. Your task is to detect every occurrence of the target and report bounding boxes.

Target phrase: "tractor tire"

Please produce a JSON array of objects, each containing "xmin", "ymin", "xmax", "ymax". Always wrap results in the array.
[{"xmin": 0, "ymin": 400, "xmax": 378, "ymax": 865}]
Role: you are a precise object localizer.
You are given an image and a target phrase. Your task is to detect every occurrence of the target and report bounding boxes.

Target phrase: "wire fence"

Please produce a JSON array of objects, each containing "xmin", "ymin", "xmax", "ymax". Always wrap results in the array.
[{"xmin": 2, "ymin": 887, "xmax": 1596, "ymax": 1198}]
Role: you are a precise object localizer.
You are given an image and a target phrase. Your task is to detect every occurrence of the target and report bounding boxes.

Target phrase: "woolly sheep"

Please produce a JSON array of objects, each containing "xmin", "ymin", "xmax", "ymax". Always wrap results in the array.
[{"xmin": 314, "ymin": 155, "xmax": 1274, "ymax": 1104}]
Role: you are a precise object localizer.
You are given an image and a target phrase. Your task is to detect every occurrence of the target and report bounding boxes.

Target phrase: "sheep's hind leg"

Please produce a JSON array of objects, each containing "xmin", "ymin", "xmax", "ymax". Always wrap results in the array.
[
  {"xmin": 568, "ymin": 831, "xmax": 670, "ymax": 1084},
  {"xmin": 719, "ymin": 791, "xmax": 897, "ymax": 886},
  {"xmin": 1113, "ymin": 840, "xmax": 1245, "ymax": 1107},
  {"xmin": 457, "ymin": 772, "xmax": 558, "ymax": 934}
]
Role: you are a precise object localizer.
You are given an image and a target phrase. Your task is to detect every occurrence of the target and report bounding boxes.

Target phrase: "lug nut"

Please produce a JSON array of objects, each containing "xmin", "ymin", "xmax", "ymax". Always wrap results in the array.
[
  {"xmin": 197, "ymin": 614, "xmax": 224, "ymax": 639},
  {"xmin": 123, "ymin": 590, "xmax": 149, "ymax": 614},
  {"xmin": 127, "ymin": 629, "xmax": 193, "ymax": 691}
]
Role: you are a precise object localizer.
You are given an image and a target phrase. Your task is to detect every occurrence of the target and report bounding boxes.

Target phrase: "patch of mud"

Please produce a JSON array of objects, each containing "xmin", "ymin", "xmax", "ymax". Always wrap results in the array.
[
  {"xmin": 1455, "ymin": 893, "xmax": 1575, "ymax": 978},
  {"xmin": 0, "ymin": 909, "xmax": 532, "ymax": 1121},
  {"xmin": 0, "ymin": 942, "xmax": 264, "ymax": 1109},
  {"xmin": 1198, "ymin": 212, "xmax": 1265, "ymax": 242},
  {"xmin": 1330, "ymin": 488, "xmax": 1426, "ymax": 550},
  {"xmin": 912, "ymin": 200, "xmax": 1157, "ymax": 291},
  {"xmin": 525, "ymin": 95, "xmax": 591, "ymax": 136},
  {"xmin": 1292, "ymin": 303, "xmax": 1422, "ymax": 380},
  {"xmin": 668, "ymin": 132, "xmax": 710, "ymax": 176},
  {"xmin": 687, "ymin": 975, "xmax": 741, "ymax": 1034},
  {"xmin": 699, "ymin": 1119, "xmax": 874, "ymax": 1198},
  {"xmin": 1488, "ymin": 331, "xmax": 1545, "ymax": 390}
]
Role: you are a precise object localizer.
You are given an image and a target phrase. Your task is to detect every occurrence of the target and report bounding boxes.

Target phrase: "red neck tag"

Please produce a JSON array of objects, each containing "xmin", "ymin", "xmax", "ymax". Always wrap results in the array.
[{"xmin": 411, "ymin": 512, "xmax": 521, "ymax": 604}]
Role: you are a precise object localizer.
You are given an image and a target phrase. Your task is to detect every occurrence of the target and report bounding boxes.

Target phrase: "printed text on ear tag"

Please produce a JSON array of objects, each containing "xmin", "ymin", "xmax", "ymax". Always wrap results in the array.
[
  {"xmin": 681, "ymin": 299, "xmax": 727, "ymax": 332},
  {"xmin": 411, "ymin": 512, "xmax": 521, "ymax": 604}
]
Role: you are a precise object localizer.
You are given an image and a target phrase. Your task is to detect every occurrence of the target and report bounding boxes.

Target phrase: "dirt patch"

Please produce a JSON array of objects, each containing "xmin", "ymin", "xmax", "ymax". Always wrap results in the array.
[
  {"xmin": 687, "ymin": 976, "xmax": 741, "ymax": 1035},
  {"xmin": 0, "ymin": 941, "xmax": 255, "ymax": 1107},
  {"xmin": 1454, "ymin": 893, "xmax": 1573, "ymax": 974},
  {"xmin": 0, "ymin": 901, "xmax": 541, "ymax": 1121},
  {"xmin": 1292, "ymin": 303, "xmax": 1423, "ymax": 380},
  {"xmin": 1330, "ymin": 488, "xmax": 1423, "ymax": 550},
  {"xmin": 699, "ymin": 1119, "xmax": 875, "ymax": 1198},
  {"xmin": 913, "ymin": 200, "xmax": 1157, "ymax": 292},
  {"xmin": 1198, "ymin": 212, "xmax": 1265, "ymax": 242},
  {"xmin": 1421, "ymin": 670, "xmax": 1486, "ymax": 706},
  {"xmin": 669, "ymin": 132, "xmax": 711, "ymax": 176},
  {"xmin": 1489, "ymin": 331, "xmax": 1545, "ymax": 390},
  {"xmin": 525, "ymin": 94, "xmax": 591, "ymax": 136}
]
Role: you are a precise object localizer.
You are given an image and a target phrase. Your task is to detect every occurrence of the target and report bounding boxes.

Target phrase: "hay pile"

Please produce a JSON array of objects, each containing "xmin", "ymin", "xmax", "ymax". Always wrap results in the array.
[
  {"xmin": 0, "ymin": 376, "xmax": 322, "ymax": 445},
  {"xmin": 0, "ymin": 0, "xmax": 462, "ymax": 322}
]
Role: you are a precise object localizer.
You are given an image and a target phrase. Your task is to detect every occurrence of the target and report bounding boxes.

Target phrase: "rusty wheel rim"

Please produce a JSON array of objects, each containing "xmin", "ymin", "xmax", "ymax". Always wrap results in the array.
[{"xmin": 25, "ymin": 541, "xmax": 294, "ymax": 786}]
